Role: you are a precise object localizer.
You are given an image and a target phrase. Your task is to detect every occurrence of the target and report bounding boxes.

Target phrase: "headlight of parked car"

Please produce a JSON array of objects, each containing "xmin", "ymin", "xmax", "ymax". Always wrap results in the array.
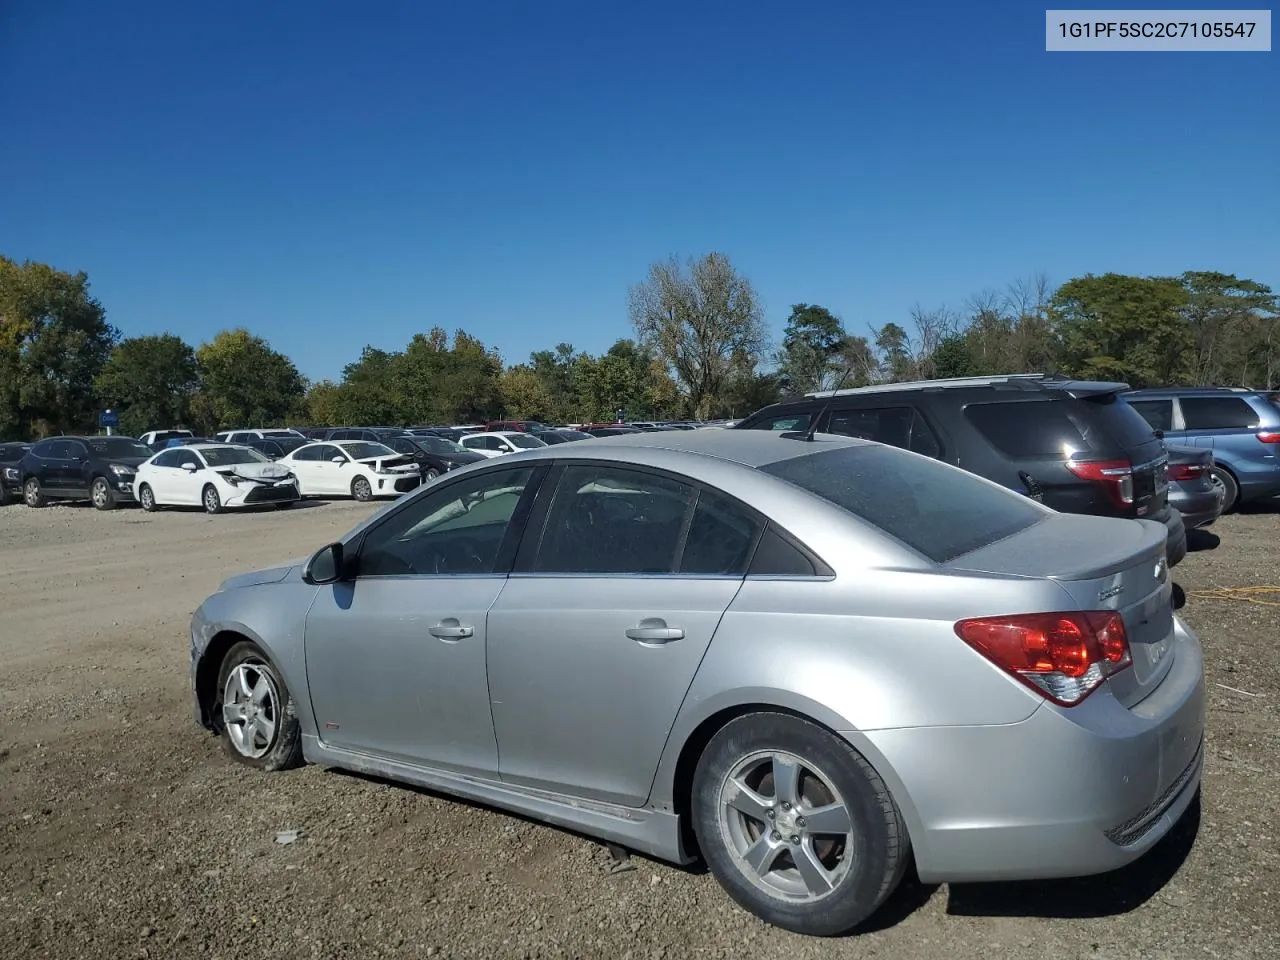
[
  {"xmin": 109, "ymin": 464, "xmax": 135, "ymax": 477},
  {"xmin": 3, "ymin": 466, "xmax": 17, "ymax": 481}
]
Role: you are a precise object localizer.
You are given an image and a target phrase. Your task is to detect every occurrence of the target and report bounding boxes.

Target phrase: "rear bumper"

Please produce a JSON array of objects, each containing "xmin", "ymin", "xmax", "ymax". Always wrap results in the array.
[
  {"xmin": 1171, "ymin": 486, "xmax": 1224, "ymax": 529},
  {"xmin": 863, "ymin": 617, "xmax": 1205, "ymax": 884}
]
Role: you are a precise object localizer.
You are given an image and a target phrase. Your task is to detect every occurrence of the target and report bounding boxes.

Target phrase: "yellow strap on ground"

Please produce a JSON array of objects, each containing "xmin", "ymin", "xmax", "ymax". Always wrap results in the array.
[{"xmin": 1187, "ymin": 586, "xmax": 1280, "ymax": 607}]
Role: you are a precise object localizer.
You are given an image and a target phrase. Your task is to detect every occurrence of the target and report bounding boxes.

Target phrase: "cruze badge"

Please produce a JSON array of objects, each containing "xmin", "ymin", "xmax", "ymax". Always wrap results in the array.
[{"xmin": 1154, "ymin": 558, "xmax": 1168, "ymax": 583}]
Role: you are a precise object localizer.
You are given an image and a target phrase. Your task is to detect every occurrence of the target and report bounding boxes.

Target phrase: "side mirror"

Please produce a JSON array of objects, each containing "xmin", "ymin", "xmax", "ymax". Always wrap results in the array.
[
  {"xmin": 182, "ymin": 462, "xmax": 199, "ymax": 472},
  {"xmin": 1153, "ymin": 429, "xmax": 1165, "ymax": 439},
  {"xmin": 331, "ymin": 456, "xmax": 345, "ymax": 464},
  {"xmin": 303, "ymin": 542, "xmax": 346, "ymax": 585}
]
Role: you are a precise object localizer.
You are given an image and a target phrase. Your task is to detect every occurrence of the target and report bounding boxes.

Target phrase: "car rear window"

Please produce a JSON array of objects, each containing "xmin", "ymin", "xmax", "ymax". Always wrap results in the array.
[
  {"xmin": 761, "ymin": 444, "xmax": 1045, "ymax": 563},
  {"xmin": 964, "ymin": 395, "xmax": 1152, "ymax": 459},
  {"xmin": 1180, "ymin": 396, "xmax": 1261, "ymax": 430}
]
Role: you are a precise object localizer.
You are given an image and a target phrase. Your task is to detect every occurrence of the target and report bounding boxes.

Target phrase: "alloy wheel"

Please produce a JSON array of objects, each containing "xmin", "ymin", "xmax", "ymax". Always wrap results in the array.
[
  {"xmin": 718, "ymin": 750, "xmax": 856, "ymax": 902},
  {"xmin": 221, "ymin": 661, "xmax": 280, "ymax": 760},
  {"xmin": 92, "ymin": 478, "xmax": 109, "ymax": 508}
]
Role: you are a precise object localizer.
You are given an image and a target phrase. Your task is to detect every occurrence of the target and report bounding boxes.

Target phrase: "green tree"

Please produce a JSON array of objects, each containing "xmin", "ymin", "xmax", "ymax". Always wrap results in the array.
[
  {"xmin": 929, "ymin": 334, "xmax": 977, "ymax": 379},
  {"xmin": 498, "ymin": 365, "xmax": 554, "ymax": 420},
  {"xmin": 0, "ymin": 257, "xmax": 119, "ymax": 437},
  {"xmin": 194, "ymin": 328, "xmax": 306, "ymax": 429},
  {"xmin": 874, "ymin": 322, "xmax": 914, "ymax": 382},
  {"xmin": 1179, "ymin": 271, "xmax": 1279, "ymax": 387},
  {"xmin": 304, "ymin": 380, "xmax": 344, "ymax": 425},
  {"xmin": 629, "ymin": 252, "xmax": 767, "ymax": 419},
  {"xmin": 528, "ymin": 343, "xmax": 582, "ymax": 422},
  {"xmin": 777, "ymin": 304, "xmax": 847, "ymax": 395},
  {"xmin": 1050, "ymin": 274, "xmax": 1193, "ymax": 386},
  {"xmin": 336, "ymin": 346, "xmax": 405, "ymax": 424},
  {"xmin": 94, "ymin": 334, "xmax": 199, "ymax": 436}
]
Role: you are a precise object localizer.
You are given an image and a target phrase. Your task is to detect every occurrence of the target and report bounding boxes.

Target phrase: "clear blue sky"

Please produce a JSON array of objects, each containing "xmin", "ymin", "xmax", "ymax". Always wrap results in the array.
[{"xmin": 2, "ymin": 1, "xmax": 1276, "ymax": 382}]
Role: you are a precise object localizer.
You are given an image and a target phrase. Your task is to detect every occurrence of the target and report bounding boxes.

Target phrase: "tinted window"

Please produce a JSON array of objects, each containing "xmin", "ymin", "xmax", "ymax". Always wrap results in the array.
[
  {"xmin": 1180, "ymin": 396, "xmax": 1261, "ymax": 430},
  {"xmin": 49, "ymin": 440, "xmax": 80, "ymax": 459},
  {"xmin": 826, "ymin": 406, "xmax": 941, "ymax": 459},
  {"xmin": 964, "ymin": 400, "xmax": 1101, "ymax": 459},
  {"xmin": 745, "ymin": 412, "xmax": 812, "ymax": 432},
  {"xmin": 86, "ymin": 438, "xmax": 152, "ymax": 459},
  {"xmin": 418, "ymin": 437, "xmax": 466, "ymax": 455},
  {"xmin": 761, "ymin": 445, "xmax": 1045, "ymax": 564},
  {"xmin": 359, "ymin": 467, "xmax": 537, "ymax": 577},
  {"xmin": 29, "ymin": 440, "xmax": 55, "ymax": 458},
  {"xmin": 506, "ymin": 433, "xmax": 546, "ymax": 449},
  {"xmin": 292, "ymin": 445, "xmax": 322, "ymax": 461},
  {"xmin": 678, "ymin": 490, "xmax": 762, "ymax": 575},
  {"xmin": 1127, "ymin": 399, "xmax": 1174, "ymax": 432},
  {"xmin": 749, "ymin": 525, "xmax": 824, "ymax": 577},
  {"xmin": 202, "ymin": 446, "xmax": 270, "ymax": 467},
  {"xmin": 534, "ymin": 466, "xmax": 694, "ymax": 574},
  {"xmin": 315, "ymin": 444, "xmax": 345, "ymax": 461},
  {"xmin": 151, "ymin": 450, "xmax": 182, "ymax": 468}
]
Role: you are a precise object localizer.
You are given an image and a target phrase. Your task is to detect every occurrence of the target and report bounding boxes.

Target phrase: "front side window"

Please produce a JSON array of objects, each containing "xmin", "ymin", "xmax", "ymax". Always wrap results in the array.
[
  {"xmin": 762, "ymin": 444, "xmax": 1045, "ymax": 564},
  {"xmin": 533, "ymin": 466, "xmax": 695, "ymax": 574},
  {"xmin": 151, "ymin": 450, "xmax": 182, "ymax": 468},
  {"xmin": 1180, "ymin": 396, "xmax": 1261, "ymax": 430},
  {"xmin": 292, "ymin": 445, "xmax": 321, "ymax": 462},
  {"xmin": 358, "ymin": 466, "xmax": 539, "ymax": 577}
]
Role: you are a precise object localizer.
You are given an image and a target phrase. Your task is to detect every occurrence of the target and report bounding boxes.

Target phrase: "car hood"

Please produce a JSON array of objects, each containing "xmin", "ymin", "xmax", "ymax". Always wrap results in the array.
[
  {"xmin": 217, "ymin": 561, "xmax": 303, "ymax": 592},
  {"xmin": 215, "ymin": 462, "xmax": 292, "ymax": 482}
]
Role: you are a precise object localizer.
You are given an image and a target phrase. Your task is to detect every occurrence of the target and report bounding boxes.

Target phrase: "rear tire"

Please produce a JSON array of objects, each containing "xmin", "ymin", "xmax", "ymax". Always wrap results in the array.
[
  {"xmin": 24, "ymin": 477, "xmax": 45, "ymax": 508},
  {"xmin": 691, "ymin": 712, "xmax": 908, "ymax": 936},
  {"xmin": 91, "ymin": 476, "xmax": 117, "ymax": 510},
  {"xmin": 351, "ymin": 476, "xmax": 373, "ymax": 501},
  {"xmin": 1211, "ymin": 467, "xmax": 1239, "ymax": 513},
  {"xmin": 214, "ymin": 641, "xmax": 303, "ymax": 772},
  {"xmin": 202, "ymin": 484, "xmax": 224, "ymax": 515}
]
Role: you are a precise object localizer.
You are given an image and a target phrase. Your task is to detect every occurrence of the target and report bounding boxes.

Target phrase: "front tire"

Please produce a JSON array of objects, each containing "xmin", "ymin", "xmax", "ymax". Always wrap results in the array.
[
  {"xmin": 202, "ymin": 484, "xmax": 224, "ymax": 515},
  {"xmin": 691, "ymin": 713, "xmax": 908, "ymax": 936},
  {"xmin": 24, "ymin": 477, "xmax": 45, "ymax": 508},
  {"xmin": 423, "ymin": 467, "xmax": 440, "ymax": 482},
  {"xmin": 214, "ymin": 641, "xmax": 303, "ymax": 771},
  {"xmin": 91, "ymin": 476, "xmax": 117, "ymax": 510},
  {"xmin": 138, "ymin": 483, "xmax": 158, "ymax": 512},
  {"xmin": 1211, "ymin": 466, "xmax": 1239, "ymax": 513},
  {"xmin": 351, "ymin": 476, "xmax": 373, "ymax": 501}
]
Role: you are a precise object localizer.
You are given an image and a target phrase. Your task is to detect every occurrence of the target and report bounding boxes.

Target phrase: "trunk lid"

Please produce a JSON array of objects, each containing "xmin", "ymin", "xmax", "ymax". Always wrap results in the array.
[{"xmin": 948, "ymin": 514, "xmax": 1174, "ymax": 707}]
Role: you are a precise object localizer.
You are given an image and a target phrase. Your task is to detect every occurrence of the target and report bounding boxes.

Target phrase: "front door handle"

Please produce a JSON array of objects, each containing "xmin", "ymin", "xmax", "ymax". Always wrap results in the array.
[
  {"xmin": 429, "ymin": 619, "xmax": 474, "ymax": 640},
  {"xmin": 626, "ymin": 619, "xmax": 684, "ymax": 644}
]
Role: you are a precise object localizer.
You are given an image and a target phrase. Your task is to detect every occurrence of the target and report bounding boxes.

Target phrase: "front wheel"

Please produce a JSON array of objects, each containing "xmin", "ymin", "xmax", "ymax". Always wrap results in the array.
[
  {"xmin": 215, "ymin": 641, "xmax": 303, "ymax": 771},
  {"xmin": 202, "ymin": 484, "xmax": 223, "ymax": 515},
  {"xmin": 351, "ymin": 476, "xmax": 373, "ymax": 501},
  {"xmin": 423, "ymin": 467, "xmax": 440, "ymax": 482},
  {"xmin": 1211, "ymin": 467, "xmax": 1239, "ymax": 513},
  {"xmin": 23, "ymin": 478, "xmax": 44, "ymax": 508},
  {"xmin": 91, "ymin": 476, "xmax": 117, "ymax": 510},
  {"xmin": 138, "ymin": 483, "xmax": 158, "ymax": 512},
  {"xmin": 691, "ymin": 713, "xmax": 908, "ymax": 936}
]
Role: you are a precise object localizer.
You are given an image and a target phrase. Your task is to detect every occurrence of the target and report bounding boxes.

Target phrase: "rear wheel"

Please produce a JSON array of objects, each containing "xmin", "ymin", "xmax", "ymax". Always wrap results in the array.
[
  {"xmin": 91, "ymin": 476, "xmax": 117, "ymax": 510},
  {"xmin": 23, "ymin": 477, "xmax": 44, "ymax": 508},
  {"xmin": 692, "ymin": 713, "xmax": 908, "ymax": 936},
  {"xmin": 1211, "ymin": 467, "xmax": 1239, "ymax": 513},
  {"xmin": 138, "ymin": 483, "xmax": 158, "ymax": 512},
  {"xmin": 202, "ymin": 484, "xmax": 223, "ymax": 515},
  {"xmin": 351, "ymin": 476, "xmax": 373, "ymax": 501}
]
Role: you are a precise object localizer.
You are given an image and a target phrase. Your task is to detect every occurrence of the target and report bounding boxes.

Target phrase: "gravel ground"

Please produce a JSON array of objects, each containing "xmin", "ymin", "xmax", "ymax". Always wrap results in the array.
[{"xmin": 1, "ymin": 499, "xmax": 1277, "ymax": 959}]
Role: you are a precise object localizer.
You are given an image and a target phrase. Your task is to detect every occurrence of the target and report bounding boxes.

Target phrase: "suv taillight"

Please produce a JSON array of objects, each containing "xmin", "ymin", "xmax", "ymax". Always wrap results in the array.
[
  {"xmin": 1168, "ymin": 462, "xmax": 1206, "ymax": 482},
  {"xmin": 1257, "ymin": 431, "xmax": 1280, "ymax": 444},
  {"xmin": 1066, "ymin": 457, "xmax": 1134, "ymax": 506},
  {"xmin": 955, "ymin": 611, "xmax": 1131, "ymax": 706}
]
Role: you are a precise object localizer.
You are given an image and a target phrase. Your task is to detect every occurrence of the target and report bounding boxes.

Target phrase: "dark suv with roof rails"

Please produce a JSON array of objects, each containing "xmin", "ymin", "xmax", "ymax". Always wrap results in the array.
[{"xmin": 734, "ymin": 374, "xmax": 1186, "ymax": 567}]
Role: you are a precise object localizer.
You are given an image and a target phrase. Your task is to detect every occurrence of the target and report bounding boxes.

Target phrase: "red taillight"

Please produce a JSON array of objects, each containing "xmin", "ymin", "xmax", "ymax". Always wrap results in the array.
[
  {"xmin": 1257, "ymin": 431, "xmax": 1280, "ymax": 444},
  {"xmin": 1066, "ymin": 457, "xmax": 1135, "ymax": 506},
  {"xmin": 1168, "ymin": 462, "xmax": 1206, "ymax": 482},
  {"xmin": 954, "ymin": 611, "xmax": 1131, "ymax": 706}
]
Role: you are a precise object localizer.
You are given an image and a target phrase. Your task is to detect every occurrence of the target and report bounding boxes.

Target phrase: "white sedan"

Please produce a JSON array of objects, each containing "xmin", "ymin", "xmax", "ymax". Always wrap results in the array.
[
  {"xmin": 458, "ymin": 430, "xmax": 548, "ymax": 458},
  {"xmin": 134, "ymin": 444, "xmax": 300, "ymax": 514},
  {"xmin": 277, "ymin": 441, "xmax": 422, "ymax": 501}
]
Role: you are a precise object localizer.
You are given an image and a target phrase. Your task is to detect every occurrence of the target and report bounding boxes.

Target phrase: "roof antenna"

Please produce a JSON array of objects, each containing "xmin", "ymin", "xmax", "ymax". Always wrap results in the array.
[{"xmin": 782, "ymin": 362, "xmax": 856, "ymax": 441}]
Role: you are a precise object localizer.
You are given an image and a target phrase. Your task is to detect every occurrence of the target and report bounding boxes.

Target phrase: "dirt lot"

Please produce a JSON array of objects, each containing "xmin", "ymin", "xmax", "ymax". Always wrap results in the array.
[{"xmin": 1, "ymin": 500, "xmax": 1277, "ymax": 960}]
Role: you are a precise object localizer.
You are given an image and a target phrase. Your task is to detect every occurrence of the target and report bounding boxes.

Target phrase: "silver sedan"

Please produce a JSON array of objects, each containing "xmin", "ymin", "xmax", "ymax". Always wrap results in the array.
[{"xmin": 189, "ymin": 429, "xmax": 1204, "ymax": 936}]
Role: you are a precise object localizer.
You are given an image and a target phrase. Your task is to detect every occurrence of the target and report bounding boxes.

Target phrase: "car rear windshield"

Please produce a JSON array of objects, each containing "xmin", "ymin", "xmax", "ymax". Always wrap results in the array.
[{"xmin": 761, "ymin": 444, "xmax": 1045, "ymax": 563}]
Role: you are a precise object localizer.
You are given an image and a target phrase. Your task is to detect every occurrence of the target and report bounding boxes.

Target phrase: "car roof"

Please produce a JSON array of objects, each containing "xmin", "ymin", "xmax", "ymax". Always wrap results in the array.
[{"xmin": 1124, "ymin": 386, "xmax": 1259, "ymax": 397}]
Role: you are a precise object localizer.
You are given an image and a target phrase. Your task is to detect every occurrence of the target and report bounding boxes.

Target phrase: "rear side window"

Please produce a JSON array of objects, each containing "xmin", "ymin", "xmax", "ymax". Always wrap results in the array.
[
  {"xmin": 1127, "ymin": 399, "xmax": 1174, "ymax": 432},
  {"xmin": 762, "ymin": 445, "xmax": 1045, "ymax": 563},
  {"xmin": 748, "ymin": 412, "xmax": 812, "ymax": 432},
  {"xmin": 1180, "ymin": 396, "xmax": 1261, "ymax": 430},
  {"xmin": 678, "ymin": 490, "xmax": 762, "ymax": 575},
  {"xmin": 748, "ymin": 525, "xmax": 828, "ymax": 577},
  {"xmin": 826, "ymin": 405, "xmax": 941, "ymax": 459}
]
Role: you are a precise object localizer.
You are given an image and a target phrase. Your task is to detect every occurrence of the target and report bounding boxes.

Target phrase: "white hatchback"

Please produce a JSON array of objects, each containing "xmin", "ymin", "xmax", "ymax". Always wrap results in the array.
[{"xmin": 134, "ymin": 444, "xmax": 300, "ymax": 514}]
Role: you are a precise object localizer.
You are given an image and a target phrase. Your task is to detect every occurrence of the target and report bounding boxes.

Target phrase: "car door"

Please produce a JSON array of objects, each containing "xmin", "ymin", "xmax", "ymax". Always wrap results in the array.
[
  {"xmin": 144, "ymin": 449, "xmax": 181, "ymax": 503},
  {"xmin": 285, "ymin": 445, "xmax": 325, "ymax": 495},
  {"xmin": 485, "ymin": 464, "xmax": 754, "ymax": 807},
  {"xmin": 303, "ymin": 463, "xmax": 545, "ymax": 774},
  {"xmin": 57, "ymin": 439, "xmax": 92, "ymax": 496}
]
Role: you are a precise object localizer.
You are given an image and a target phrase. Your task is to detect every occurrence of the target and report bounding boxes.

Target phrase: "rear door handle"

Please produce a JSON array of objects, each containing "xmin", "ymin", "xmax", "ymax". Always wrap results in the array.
[
  {"xmin": 429, "ymin": 619, "xmax": 474, "ymax": 640},
  {"xmin": 626, "ymin": 619, "xmax": 684, "ymax": 644}
]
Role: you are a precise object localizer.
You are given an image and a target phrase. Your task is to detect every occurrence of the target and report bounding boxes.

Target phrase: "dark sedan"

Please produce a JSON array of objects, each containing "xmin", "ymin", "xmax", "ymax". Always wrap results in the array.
[
  {"xmin": 382, "ymin": 435, "xmax": 486, "ymax": 480},
  {"xmin": 19, "ymin": 435, "xmax": 154, "ymax": 509},
  {"xmin": 1166, "ymin": 444, "xmax": 1225, "ymax": 530}
]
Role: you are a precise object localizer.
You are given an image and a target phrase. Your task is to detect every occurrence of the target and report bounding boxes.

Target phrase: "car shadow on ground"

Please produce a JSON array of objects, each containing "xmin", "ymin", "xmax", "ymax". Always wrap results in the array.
[
  {"xmin": 943, "ymin": 790, "xmax": 1201, "ymax": 920},
  {"xmin": 1187, "ymin": 528, "xmax": 1222, "ymax": 552},
  {"xmin": 330, "ymin": 769, "xmax": 1200, "ymax": 930}
]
